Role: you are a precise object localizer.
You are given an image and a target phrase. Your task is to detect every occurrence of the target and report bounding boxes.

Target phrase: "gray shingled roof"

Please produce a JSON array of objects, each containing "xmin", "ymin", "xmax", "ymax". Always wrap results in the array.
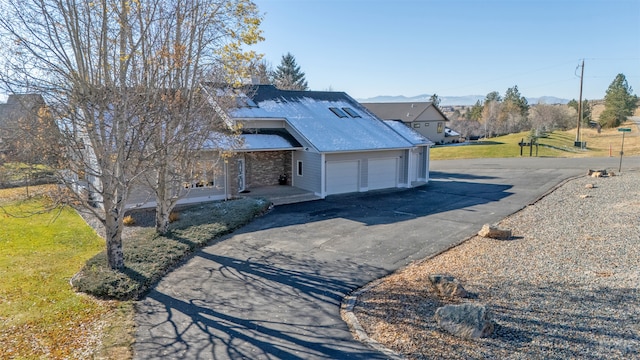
[{"xmin": 361, "ymin": 102, "xmax": 448, "ymax": 123}]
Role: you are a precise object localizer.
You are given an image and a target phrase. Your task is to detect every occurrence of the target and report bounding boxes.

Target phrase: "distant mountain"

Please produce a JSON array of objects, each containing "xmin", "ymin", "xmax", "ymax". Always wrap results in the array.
[{"xmin": 357, "ymin": 94, "xmax": 570, "ymax": 106}]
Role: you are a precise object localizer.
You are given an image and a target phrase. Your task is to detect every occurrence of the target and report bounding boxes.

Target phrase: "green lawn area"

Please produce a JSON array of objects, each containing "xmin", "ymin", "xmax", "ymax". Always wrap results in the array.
[
  {"xmin": 0, "ymin": 190, "xmax": 111, "ymax": 359},
  {"xmin": 431, "ymin": 131, "xmax": 573, "ymax": 160},
  {"xmin": 431, "ymin": 126, "xmax": 639, "ymax": 160}
]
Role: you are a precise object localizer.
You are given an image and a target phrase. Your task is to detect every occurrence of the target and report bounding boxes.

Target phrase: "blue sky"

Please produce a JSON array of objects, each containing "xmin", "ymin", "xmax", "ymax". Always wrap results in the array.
[{"xmin": 250, "ymin": 0, "xmax": 640, "ymax": 101}]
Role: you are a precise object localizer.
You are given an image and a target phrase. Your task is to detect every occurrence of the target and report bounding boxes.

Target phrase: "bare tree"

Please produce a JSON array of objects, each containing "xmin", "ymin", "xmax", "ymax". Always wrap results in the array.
[
  {"xmin": 481, "ymin": 100, "xmax": 501, "ymax": 138},
  {"xmin": 529, "ymin": 104, "xmax": 575, "ymax": 134},
  {"xmin": 0, "ymin": 0, "xmax": 263, "ymax": 268},
  {"xmin": 132, "ymin": 0, "xmax": 262, "ymax": 234}
]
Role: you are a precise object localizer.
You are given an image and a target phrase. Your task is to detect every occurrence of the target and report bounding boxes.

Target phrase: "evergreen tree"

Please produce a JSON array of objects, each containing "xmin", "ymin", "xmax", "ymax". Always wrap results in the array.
[
  {"xmin": 567, "ymin": 99, "xmax": 592, "ymax": 124},
  {"xmin": 429, "ymin": 93, "xmax": 441, "ymax": 108},
  {"xmin": 467, "ymin": 100, "xmax": 484, "ymax": 121},
  {"xmin": 273, "ymin": 52, "xmax": 308, "ymax": 90},
  {"xmin": 503, "ymin": 85, "xmax": 529, "ymax": 117},
  {"xmin": 484, "ymin": 91, "xmax": 502, "ymax": 103},
  {"xmin": 599, "ymin": 73, "xmax": 638, "ymax": 127}
]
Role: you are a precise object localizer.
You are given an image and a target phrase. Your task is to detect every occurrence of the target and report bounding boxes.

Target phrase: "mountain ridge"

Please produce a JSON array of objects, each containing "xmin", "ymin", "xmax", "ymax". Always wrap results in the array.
[{"xmin": 357, "ymin": 94, "xmax": 571, "ymax": 106}]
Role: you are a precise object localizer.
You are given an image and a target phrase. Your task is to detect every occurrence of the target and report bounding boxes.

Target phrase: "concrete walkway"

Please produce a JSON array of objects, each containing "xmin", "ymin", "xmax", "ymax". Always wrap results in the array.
[{"xmin": 134, "ymin": 156, "xmax": 635, "ymax": 359}]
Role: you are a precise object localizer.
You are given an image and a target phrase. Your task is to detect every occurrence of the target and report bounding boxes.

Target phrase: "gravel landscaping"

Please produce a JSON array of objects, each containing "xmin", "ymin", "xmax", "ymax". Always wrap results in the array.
[{"xmin": 350, "ymin": 169, "xmax": 640, "ymax": 359}]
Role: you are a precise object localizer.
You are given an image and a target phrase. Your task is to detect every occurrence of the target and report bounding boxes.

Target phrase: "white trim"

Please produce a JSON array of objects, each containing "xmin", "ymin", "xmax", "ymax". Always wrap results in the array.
[{"xmin": 320, "ymin": 153, "xmax": 326, "ymax": 198}]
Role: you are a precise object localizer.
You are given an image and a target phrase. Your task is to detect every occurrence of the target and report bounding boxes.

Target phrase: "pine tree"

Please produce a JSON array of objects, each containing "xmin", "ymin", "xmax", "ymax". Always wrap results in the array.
[
  {"xmin": 599, "ymin": 73, "xmax": 638, "ymax": 128},
  {"xmin": 429, "ymin": 93, "xmax": 441, "ymax": 108},
  {"xmin": 273, "ymin": 53, "xmax": 308, "ymax": 91},
  {"xmin": 503, "ymin": 85, "xmax": 529, "ymax": 117}
]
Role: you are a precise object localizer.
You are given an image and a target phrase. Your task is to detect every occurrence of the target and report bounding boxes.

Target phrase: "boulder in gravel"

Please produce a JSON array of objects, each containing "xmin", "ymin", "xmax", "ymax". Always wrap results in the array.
[
  {"xmin": 434, "ymin": 303, "xmax": 494, "ymax": 339},
  {"xmin": 428, "ymin": 274, "xmax": 468, "ymax": 298},
  {"xmin": 585, "ymin": 183, "xmax": 595, "ymax": 189},
  {"xmin": 478, "ymin": 224, "xmax": 512, "ymax": 240}
]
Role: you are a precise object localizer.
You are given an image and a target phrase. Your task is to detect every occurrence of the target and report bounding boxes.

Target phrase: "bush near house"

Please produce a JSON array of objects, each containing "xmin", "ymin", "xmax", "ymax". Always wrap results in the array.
[{"xmin": 72, "ymin": 197, "xmax": 272, "ymax": 300}]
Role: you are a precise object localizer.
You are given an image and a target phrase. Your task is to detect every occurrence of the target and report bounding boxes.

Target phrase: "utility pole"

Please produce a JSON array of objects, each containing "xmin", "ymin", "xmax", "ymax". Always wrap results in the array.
[{"xmin": 575, "ymin": 59, "xmax": 584, "ymax": 147}]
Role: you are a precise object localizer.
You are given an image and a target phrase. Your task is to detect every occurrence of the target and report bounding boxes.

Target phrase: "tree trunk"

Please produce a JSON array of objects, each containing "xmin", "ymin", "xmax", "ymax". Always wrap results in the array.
[
  {"xmin": 105, "ymin": 206, "xmax": 124, "ymax": 269},
  {"xmin": 155, "ymin": 203, "xmax": 171, "ymax": 235},
  {"xmin": 155, "ymin": 164, "xmax": 172, "ymax": 235}
]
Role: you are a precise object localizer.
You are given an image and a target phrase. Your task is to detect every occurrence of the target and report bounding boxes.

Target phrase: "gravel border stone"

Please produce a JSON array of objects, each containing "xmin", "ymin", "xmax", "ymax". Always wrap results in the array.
[{"xmin": 345, "ymin": 170, "xmax": 640, "ymax": 359}]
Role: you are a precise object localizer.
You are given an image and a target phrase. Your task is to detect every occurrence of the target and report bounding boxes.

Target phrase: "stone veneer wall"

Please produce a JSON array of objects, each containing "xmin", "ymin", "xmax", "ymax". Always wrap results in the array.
[
  {"xmin": 227, "ymin": 151, "xmax": 292, "ymax": 195},
  {"xmin": 245, "ymin": 151, "xmax": 291, "ymax": 188}
]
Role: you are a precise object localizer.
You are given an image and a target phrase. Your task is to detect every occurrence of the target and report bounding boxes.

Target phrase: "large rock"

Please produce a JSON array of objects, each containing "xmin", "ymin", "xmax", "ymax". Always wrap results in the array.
[
  {"xmin": 428, "ymin": 274, "xmax": 468, "ymax": 298},
  {"xmin": 478, "ymin": 224, "xmax": 512, "ymax": 240},
  {"xmin": 434, "ymin": 303, "xmax": 494, "ymax": 339}
]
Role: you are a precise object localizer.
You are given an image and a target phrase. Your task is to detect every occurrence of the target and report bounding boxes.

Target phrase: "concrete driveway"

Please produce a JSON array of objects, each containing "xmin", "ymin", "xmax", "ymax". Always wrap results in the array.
[{"xmin": 134, "ymin": 156, "xmax": 632, "ymax": 359}]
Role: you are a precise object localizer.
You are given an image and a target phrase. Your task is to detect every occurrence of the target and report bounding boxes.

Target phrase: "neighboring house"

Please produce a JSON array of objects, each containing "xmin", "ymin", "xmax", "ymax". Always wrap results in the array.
[
  {"xmin": 445, "ymin": 127, "xmax": 461, "ymax": 143},
  {"xmin": 0, "ymin": 94, "xmax": 55, "ymax": 162},
  {"xmin": 361, "ymin": 102, "xmax": 451, "ymax": 144},
  {"xmin": 208, "ymin": 85, "xmax": 433, "ymax": 199}
]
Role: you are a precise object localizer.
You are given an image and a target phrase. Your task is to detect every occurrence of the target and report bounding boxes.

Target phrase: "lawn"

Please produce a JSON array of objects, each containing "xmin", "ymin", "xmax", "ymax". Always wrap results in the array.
[
  {"xmin": 0, "ymin": 186, "xmax": 119, "ymax": 359},
  {"xmin": 432, "ymin": 122, "xmax": 639, "ymax": 160},
  {"xmin": 0, "ymin": 185, "xmax": 271, "ymax": 359}
]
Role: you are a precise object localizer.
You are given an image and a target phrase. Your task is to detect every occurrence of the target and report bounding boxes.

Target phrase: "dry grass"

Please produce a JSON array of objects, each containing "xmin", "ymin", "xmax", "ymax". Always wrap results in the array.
[{"xmin": 573, "ymin": 120, "xmax": 640, "ymax": 157}]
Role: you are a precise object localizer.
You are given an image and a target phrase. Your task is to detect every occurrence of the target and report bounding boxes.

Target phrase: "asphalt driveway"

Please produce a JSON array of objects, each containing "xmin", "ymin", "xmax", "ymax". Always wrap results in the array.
[{"xmin": 134, "ymin": 156, "xmax": 632, "ymax": 359}]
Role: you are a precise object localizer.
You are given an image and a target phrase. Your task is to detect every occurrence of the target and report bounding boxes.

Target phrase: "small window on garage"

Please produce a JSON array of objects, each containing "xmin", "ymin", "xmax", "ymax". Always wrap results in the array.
[
  {"xmin": 413, "ymin": 122, "xmax": 420, "ymax": 128},
  {"xmin": 297, "ymin": 160, "xmax": 303, "ymax": 176}
]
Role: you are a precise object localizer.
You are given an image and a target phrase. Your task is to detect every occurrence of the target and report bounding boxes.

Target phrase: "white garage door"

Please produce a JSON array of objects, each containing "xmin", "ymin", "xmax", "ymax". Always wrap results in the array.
[
  {"xmin": 326, "ymin": 160, "xmax": 359, "ymax": 195},
  {"xmin": 368, "ymin": 158, "xmax": 398, "ymax": 190}
]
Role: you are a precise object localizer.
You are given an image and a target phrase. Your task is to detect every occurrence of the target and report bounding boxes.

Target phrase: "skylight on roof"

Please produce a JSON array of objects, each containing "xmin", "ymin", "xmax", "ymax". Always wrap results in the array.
[
  {"xmin": 329, "ymin": 107, "xmax": 348, "ymax": 118},
  {"xmin": 342, "ymin": 107, "xmax": 361, "ymax": 118}
]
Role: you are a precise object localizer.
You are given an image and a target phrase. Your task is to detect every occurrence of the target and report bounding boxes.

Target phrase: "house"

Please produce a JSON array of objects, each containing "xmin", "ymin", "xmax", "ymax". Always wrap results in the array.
[
  {"xmin": 361, "ymin": 102, "xmax": 451, "ymax": 144},
  {"xmin": 0, "ymin": 94, "xmax": 57, "ymax": 163},
  {"xmin": 444, "ymin": 127, "xmax": 461, "ymax": 143},
  {"xmin": 206, "ymin": 85, "xmax": 433, "ymax": 199}
]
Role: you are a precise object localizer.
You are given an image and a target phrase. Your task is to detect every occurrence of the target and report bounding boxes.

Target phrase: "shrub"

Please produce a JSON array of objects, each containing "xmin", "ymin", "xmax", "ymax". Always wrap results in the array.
[
  {"xmin": 123, "ymin": 215, "xmax": 136, "ymax": 226},
  {"xmin": 169, "ymin": 211, "xmax": 179, "ymax": 223},
  {"xmin": 72, "ymin": 197, "xmax": 271, "ymax": 300}
]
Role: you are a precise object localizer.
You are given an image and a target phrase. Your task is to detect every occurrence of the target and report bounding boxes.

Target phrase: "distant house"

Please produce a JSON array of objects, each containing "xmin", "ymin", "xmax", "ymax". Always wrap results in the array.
[
  {"xmin": 361, "ymin": 102, "xmax": 452, "ymax": 144},
  {"xmin": 0, "ymin": 94, "xmax": 58, "ymax": 163},
  {"xmin": 444, "ymin": 127, "xmax": 461, "ymax": 143},
  {"xmin": 213, "ymin": 85, "xmax": 433, "ymax": 198}
]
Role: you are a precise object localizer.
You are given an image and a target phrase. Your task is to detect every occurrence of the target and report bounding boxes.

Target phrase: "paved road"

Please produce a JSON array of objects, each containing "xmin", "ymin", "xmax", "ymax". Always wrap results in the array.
[{"xmin": 134, "ymin": 156, "xmax": 636, "ymax": 360}]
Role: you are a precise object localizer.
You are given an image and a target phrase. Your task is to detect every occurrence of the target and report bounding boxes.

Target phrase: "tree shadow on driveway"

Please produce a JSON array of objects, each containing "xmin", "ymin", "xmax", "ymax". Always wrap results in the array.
[
  {"xmin": 135, "ymin": 177, "xmax": 515, "ymax": 359},
  {"xmin": 135, "ymin": 250, "xmax": 390, "ymax": 359},
  {"xmin": 259, "ymin": 178, "xmax": 514, "ymax": 229}
]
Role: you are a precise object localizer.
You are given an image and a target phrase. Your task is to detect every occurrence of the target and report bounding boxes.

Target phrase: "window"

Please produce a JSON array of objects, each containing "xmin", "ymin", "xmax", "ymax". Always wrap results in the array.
[
  {"xmin": 342, "ymin": 107, "xmax": 361, "ymax": 118},
  {"xmin": 329, "ymin": 107, "xmax": 348, "ymax": 118},
  {"xmin": 437, "ymin": 122, "xmax": 444, "ymax": 133},
  {"xmin": 297, "ymin": 160, "xmax": 303, "ymax": 176},
  {"xmin": 413, "ymin": 123, "xmax": 421, "ymax": 128}
]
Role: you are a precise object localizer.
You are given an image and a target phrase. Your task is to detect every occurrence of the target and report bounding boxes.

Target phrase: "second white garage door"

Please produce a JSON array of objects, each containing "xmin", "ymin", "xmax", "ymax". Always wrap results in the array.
[{"xmin": 368, "ymin": 158, "xmax": 398, "ymax": 190}]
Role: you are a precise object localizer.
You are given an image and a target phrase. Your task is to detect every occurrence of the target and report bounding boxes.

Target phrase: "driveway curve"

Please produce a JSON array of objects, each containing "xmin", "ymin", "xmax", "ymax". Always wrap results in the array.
[{"xmin": 134, "ymin": 156, "xmax": 634, "ymax": 359}]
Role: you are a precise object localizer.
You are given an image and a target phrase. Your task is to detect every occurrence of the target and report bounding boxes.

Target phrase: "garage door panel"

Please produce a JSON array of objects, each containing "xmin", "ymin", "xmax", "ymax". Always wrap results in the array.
[
  {"xmin": 368, "ymin": 158, "xmax": 398, "ymax": 190},
  {"xmin": 326, "ymin": 161, "xmax": 359, "ymax": 195}
]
